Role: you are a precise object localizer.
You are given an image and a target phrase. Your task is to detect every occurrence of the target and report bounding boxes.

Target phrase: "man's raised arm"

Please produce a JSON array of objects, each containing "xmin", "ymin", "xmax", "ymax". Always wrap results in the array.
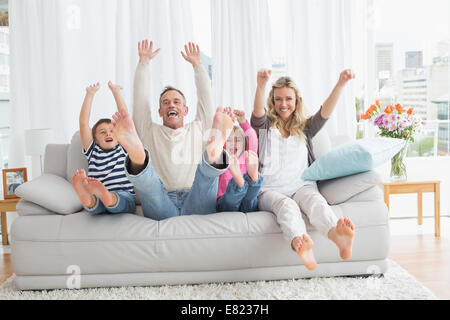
[
  {"xmin": 181, "ymin": 42, "xmax": 214, "ymax": 130},
  {"xmin": 133, "ymin": 39, "xmax": 160, "ymax": 139}
]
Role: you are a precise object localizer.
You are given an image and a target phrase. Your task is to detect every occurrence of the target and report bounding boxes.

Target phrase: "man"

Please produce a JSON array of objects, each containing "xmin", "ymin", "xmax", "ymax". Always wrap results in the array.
[{"xmin": 112, "ymin": 40, "xmax": 233, "ymax": 220}]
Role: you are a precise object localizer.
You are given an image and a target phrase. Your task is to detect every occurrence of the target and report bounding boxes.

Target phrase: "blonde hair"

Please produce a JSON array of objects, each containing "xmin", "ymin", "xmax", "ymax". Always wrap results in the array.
[
  {"xmin": 227, "ymin": 125, "xmax": 248, "ymax": 157},
  {"xmin": 267, "ymin": 77, "xmax": 308, "ymax": 139}
]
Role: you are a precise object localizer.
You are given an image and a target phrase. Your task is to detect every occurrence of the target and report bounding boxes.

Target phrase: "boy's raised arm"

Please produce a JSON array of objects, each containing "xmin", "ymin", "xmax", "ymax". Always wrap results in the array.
[{"xmin": 79, "ymin": 82, "xmax": 100, "ymax": 151}]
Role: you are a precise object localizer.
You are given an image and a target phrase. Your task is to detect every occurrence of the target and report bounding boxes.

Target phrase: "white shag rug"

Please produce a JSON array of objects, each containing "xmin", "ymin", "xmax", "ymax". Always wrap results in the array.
[{"xmin": 0, "ymin": 260, "xmax": 436, "ymax": 300}]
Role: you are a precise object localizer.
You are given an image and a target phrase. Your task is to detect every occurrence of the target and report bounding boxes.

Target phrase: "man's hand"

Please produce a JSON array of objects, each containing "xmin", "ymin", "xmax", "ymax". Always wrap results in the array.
[
  {"xmin": 138, "ymin": 39, "xmax": 160, "ymax": 64},
  {"xmin": 233, "ymin": 109, "xmax": 246, "ymax": 125},
  {"xmin": 181, "ymin": 42, "xmax": 201, "ymax": 67},
  {"xmin": 86, "ymin": 82, "xmax": 100, "ymax": 95},
  {"xmin": 337, "ymin": 69, "xmax": 355, "ymax": 87},
  {"xmin": 257, "ymin": 69, "xmax": 272, "ymax": 87}
]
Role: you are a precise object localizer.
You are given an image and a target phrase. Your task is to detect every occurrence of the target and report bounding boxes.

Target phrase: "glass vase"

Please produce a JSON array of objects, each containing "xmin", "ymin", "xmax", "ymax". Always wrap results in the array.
[{"xmin": 390, "ymin": 142, "xmax": 408, "ymax": 181}]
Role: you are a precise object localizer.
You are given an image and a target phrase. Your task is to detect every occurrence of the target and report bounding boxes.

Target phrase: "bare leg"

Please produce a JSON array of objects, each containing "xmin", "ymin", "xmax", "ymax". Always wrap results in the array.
[
  {"xmin": 72, "ymin": 169, "xmax": 96, "ymax": 208},
  {"xmin": 328, "ymin": 218, "xmax": 355, "ymax": 260},
  {"xmin": 206, "ymin": 107, "xmax": 235, "ymax": 164},
  {"xmin": 291, "ymin": 234, "xmax": 317, "ymax": 270},
  {"xmin": 84, "ymin": 177, "xmax": 118, "ymax": 207},
  {"xmin": 245, "ymin": 150, "xmax": 259, "ymax": 182},
  {"xmin": 228, "ymin": 155, "xmax": 244, "ymax": 187},
  {"xmin": 111, "ymin": 109, "xmax": 146, "ymax": 166}
]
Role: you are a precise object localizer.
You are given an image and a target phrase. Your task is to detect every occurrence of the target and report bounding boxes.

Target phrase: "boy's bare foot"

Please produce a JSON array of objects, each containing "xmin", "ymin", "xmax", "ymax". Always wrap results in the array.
[
  {"xmin": 291, "ymin": 234, "xmax": 317, "ymax": 270},
  {"xmin": 229, "ymin": 155, "xmax": 244, "ymax": 187},
  {"xmin": 112, "ymin": 109, "xmax": 146, "ymax": 165},
  {"xmin": 108, "ymin": 81, "xmax": 123, "ymax": 93},
  {"xmin": 246, "ymin": 150, "xmax": 259, "ymax": 182},
  {"xmin": 206, "ymin": 107, "xmax": 235, "ymax": 163},
  {"xmin": 84, "ymin": 177, "xmax": 118, "ymax": 207},
  {"xmin": 72, "ymin": 169, "xmax": 95, "ymax": 207},
  {"xmin": 328, "ymin": 218, "xmax": 355, "ymax": 260}
]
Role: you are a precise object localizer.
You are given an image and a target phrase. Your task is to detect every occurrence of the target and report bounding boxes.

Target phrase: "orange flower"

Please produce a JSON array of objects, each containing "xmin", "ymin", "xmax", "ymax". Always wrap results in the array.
[
  {"xmin": 361, "ymin": 114, "xmax": 369, "ymax": 120},
  {"xmin": 375, "ymin": 99, "xmax": 381, "ymax": 107},
  {"xmin": 369, "ymin": 104, "xmax": 377, "ymax": 112},
  {"xmin": 396, "ymin": 104, "xmax": 405, "ymax": 113},
  {"xmin": 384, "ymin": 105, "xmax": 394, "ymax": 114},
  {"xmin": 404, "ymin": 132, "xmax": 409, "ymax": 137},
  {"xmin": 407, "ymin": 108, "xmax": 413, "ymax": 115}
]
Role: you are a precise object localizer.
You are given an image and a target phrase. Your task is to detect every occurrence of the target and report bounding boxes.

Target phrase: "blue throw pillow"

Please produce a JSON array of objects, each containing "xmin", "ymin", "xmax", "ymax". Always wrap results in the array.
[{"xmin": 302, "ymin": 137, "xmax": 406, "ymax": 181}]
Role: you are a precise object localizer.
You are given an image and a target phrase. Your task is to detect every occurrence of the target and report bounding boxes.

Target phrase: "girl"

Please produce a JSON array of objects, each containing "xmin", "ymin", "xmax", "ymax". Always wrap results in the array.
[
  {"xmin": 216, "ymin": 108, "xmax": 263, "ymax": 213},
  {"xmin": 251, "ymin": 69, "xmax": 355, "ymax": 270},
  {"xmin": 71, "ymin": 81, "xmax": 136, "ymax": 215}
]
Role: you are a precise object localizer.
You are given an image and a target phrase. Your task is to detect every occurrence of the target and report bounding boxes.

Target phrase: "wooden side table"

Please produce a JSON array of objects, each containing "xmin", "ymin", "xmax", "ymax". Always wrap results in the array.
[
  {"xmin": 383, "ymin": 181, "xmax": 440, "ymax": 237},
  {"xmin": 0, "ymin": 197, "xmax": 20, "ymax": 245}
]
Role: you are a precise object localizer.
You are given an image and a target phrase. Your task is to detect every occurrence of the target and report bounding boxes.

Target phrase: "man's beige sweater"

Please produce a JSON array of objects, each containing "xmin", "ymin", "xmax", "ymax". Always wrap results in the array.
[{"xmin": 132, "ymin": 63, "xmax": 214, "ymax": 192}]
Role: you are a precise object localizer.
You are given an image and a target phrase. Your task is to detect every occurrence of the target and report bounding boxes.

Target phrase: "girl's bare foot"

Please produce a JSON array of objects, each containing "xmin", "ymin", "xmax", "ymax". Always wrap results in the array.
[
  {"xmin": 291, "ymin": 234, "xmax": 317, "ymax": 270},
  {"xmin": 328, "ymin": 218, "xmax": 355, "ymax": 260},
  {"xmin": 84, "ymin": 177, "xmax": 118, "ymax": 207},
  {"xmin": 246, "ymin": 150, "xmax": 259, "ymax": 182},
  {"xmin": 206, "ymin": 107, "xmax": 235, "ymax": 163},
  {"xmin": 112, "ymin": 109, "xmax": 146, "ymax": 165},
  {"xmin": 72, "ymin": 169, "xmax": 95, "ymax": 207},
  {"xmin": 229, "ymin": 155, "xmax": 244, "ymax": 187}
]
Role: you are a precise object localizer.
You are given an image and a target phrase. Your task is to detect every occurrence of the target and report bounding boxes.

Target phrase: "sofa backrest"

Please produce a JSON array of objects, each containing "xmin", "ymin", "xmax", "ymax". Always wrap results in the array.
[
  {"xmin": 45, "ymin": 129, "xmax": 344, "ymax": 183},
  {"xmin": 66, "ymin": 131, "xmax": 88, "ymax": 182}
]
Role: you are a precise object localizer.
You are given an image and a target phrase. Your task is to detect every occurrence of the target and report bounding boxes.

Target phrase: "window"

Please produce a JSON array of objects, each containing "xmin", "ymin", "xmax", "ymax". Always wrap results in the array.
[{"xmin": 356, "ymin": 0, "xmax": 450, "ymax": 157}]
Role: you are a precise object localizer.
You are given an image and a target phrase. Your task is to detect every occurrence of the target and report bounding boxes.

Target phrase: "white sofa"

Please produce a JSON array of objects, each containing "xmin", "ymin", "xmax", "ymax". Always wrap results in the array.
[{"xmin": 11, "ymin": 131, "xmax": 390, "ymax": 290}]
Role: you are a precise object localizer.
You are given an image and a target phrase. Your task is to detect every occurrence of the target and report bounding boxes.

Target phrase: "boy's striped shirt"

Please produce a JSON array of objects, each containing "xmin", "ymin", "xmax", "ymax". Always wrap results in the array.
[{"xmin": 83, "ymin": 141, "xmax": 135, "ymax": 195}]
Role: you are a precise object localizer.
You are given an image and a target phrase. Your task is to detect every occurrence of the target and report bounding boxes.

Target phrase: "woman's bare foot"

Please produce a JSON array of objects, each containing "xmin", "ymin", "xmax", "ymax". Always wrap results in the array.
[
  {"xmin": 206, "ymin": 107, "xmax": 235, "ymax": 163},
  {"xmin": 328, "ymin": 218, "xmax": 355, "ymax": 260},
  {"xmin": 291, "ymin": 234, "xmax": 317, "ymax": 270},
  {"xmin": 84, "ymin": 177, "xmax": 118, "ymax": 207},
  {"xmin": 72, "ymin": 169, "xmax": 95, "ymax": 207},
  {"xmin": 245, "ymin": 150, "xmax": 259, "ymax": 182},
  {"xmin": 229, "ymin": 155, "xmax": 244, "ymax": 187},
  {"xmin": 112, "ymin": 109, "xmax": 146, "ymax": 165}
]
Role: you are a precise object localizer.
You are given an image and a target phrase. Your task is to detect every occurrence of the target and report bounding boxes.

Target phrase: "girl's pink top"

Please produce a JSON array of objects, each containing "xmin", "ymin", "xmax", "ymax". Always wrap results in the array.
[{"xmin": 217, "ymin": 120, "xmax": 258, "ymax": 199}]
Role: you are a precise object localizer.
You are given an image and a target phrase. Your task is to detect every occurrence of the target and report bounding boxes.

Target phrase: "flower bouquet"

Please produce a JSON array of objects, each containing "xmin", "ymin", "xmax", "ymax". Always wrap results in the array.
[{"xmin": 361, "ymin": 100, "xmax": 423, "ymax": 180}]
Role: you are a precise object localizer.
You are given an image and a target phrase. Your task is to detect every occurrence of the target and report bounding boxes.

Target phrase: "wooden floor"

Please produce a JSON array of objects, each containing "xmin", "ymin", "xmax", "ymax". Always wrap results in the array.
[{"xmin": 0, "ymin": 235, "xmax": 449, "ymax": 299}]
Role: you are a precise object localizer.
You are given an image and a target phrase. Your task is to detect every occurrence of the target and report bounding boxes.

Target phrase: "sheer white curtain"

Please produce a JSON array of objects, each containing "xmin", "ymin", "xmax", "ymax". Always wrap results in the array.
[
  {"xmin": 9, "ymin": 0, "xmax": 195, "ymax": 168},
  {"xmin": 285, "ymin": 0, "xmax": 363, "ymax": 138},
  {"xmin": 211, "ymin": 0, "xmax": 272, "ymax": 115}
]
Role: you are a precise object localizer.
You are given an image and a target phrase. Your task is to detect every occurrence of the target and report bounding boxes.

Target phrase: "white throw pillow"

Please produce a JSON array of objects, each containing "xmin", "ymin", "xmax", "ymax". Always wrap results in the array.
[{"xmin": 15, "ymin": 174, "xmax": 83, "ymax": 215}]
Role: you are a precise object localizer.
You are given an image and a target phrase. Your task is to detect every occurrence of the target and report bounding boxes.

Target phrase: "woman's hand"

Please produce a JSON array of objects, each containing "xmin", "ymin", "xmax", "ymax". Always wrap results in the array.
[
  {"xmin": 257, "ymin": 69, "xmax": 272, "ymax": 87},
  {"xmin": 337, "ymin": 69, "xmax": 355, "ymax": 87}
]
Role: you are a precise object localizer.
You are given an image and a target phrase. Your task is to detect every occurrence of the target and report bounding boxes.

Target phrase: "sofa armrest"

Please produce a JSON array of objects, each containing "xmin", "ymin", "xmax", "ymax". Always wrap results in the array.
[
  {"xmin": 43, "ymin": 144, "xmax": 69, "ymax": 178},
  {"xmin": 318, "ymin": 170, "xmax": 382, "ymax": 205},
  {"xmin": 15, "ymin": 174, "xmax": 83, "ymax": 215}
]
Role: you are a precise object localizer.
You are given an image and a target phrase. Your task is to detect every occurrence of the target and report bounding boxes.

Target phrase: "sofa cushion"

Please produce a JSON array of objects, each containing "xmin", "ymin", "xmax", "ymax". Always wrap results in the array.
[
  {"xmin": 302, "ymin": 137, "xmax": 405, "ymax": 181},
  {"xmin": 15, "ymin": 174, "xmax": 83, "ymax": 215},
  {"xmin": 318, "ymin": 170, "xmax": 382, "ymax": 205}
]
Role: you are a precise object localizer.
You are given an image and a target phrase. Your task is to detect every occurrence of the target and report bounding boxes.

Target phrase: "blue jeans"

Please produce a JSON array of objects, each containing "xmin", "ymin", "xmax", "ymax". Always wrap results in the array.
[
  {"xmin": 217, "ymin": 173, "xmax": 263, "ymax": 213},
  {"xmin": 125, "ymin": 149, "xmax": 229, "ymax": 220},
  {"xmin": 84, "ymin": 190, "xmax": 136, "ymax": 215}
]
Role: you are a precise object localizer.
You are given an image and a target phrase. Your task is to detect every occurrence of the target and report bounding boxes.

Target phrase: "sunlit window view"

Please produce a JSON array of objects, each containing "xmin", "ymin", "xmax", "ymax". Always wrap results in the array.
[{"xmin": 361, "ymin": 0, "xmax": 450, "ymax": 157}]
